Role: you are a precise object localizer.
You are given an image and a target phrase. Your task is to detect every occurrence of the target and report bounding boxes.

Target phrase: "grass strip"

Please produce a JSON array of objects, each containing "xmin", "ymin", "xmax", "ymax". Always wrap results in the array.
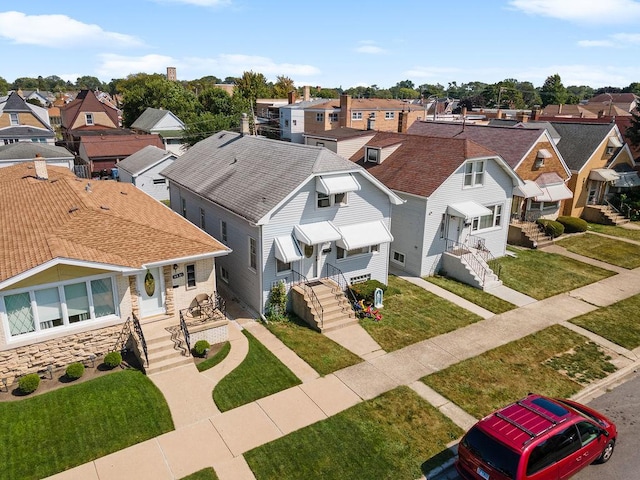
[
  {"xmin": 426, "ymin": 275, "xmax": 516, "ymax": 314},
  {"xmin": 556, "ymin": 233, "xmax": 640, "ymax": 269}
]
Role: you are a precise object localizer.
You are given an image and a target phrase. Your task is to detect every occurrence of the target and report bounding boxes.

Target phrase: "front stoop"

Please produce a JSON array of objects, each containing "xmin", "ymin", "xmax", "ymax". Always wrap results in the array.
[
  {"xmin": 584, "ymin": 205, "xmax": 629, "ymax": 226},
  {"xmin": 508, "ymin": 221, "xmax": 553, "ymax": 249},
  {"xmin": 291, "ymin": 280, "xmax": 358, "ymax": 333},
  {"xmin": 143, "ymin": 324, "xmax": 192, "ymax": 375}
]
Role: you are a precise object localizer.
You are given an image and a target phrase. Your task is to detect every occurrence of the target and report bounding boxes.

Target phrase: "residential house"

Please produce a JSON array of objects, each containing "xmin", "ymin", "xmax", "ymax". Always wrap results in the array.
[
  {"xmin": 304, "ymin": 94, "xmax": 424, "ymax": 135},
  {"xmin": 0, "ymin": 142, "xmax": 74, "ymax": 170},
  {"xmin": 540, "ymin": 103, "xmax": 631, "ymax": 120},
  {"xmin": 407, "ymin": 121, "xmax": 573, "ymax": 247},
  {"xmin": 279, "ymin": 97, "xmax": 329, "ymax": 143},
  {"xmin": 588, "ymin": 93, "xmax": 638, "ymax": 113},
  {"xmin": 161, "ymin": 126, "xmax": 403, "ymax": 328},
  {"xmin": 304, "ymin": 127, "xmax": 376, "ymax": 159},
  {"xmin": 549, "ymin": 122, "xmax": 639, "ymax": 221},
  {"xmin": 0, "ymin": 92, "xmax": 56, "ymax": 145},
  {"xmin": 0, "ymin": 161, "xmax": 230, "ymax": 381},
  {"xmin": 117, "ymin": 145, "xmax": 176, "ymax": 202},
  {"xmin": 17, "ymin": 90, "xmax": 55, "ymax": 107},
  {"xmin": 349, "ymin": 132, "xmax": 523, "ymax": 289},
  {"xmin": 78, "ymin": 133, "xmax": 165, "ymax": 178},
  {"xmin": 130, "ymin": 107, "xmax": 186, "ymax": 155}
]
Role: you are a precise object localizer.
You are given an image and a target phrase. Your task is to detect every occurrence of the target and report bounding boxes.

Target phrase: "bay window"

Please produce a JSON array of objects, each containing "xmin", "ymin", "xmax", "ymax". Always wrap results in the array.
[{"xmin": 471, "ymin": 204, "xmax": 502, "ymax": 231}]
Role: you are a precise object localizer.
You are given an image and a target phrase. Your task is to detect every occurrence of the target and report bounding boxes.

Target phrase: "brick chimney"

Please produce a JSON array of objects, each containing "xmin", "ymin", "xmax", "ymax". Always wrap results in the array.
[
  {"xmin": 461, "ymin": 106, "xmax": 468, "ymax": 117},
  {"xmin": 516, "ymin": 112, "xmax": 529, "ymax": 123},
  {"xmin": 558, "ymin": 104, "xmax": 563, "ymax": 114},
  {"xmin": 398, "ymin": 111, "xmax": 408, "ymax": 133},
  {"xmin": 240, "ymin": 113, "xmax": 250, "ymax": 136},
  {"xmin": 287, "ymin": 90, "xmax": 296, "ymax": 104},
  {"xmin": 532, "ymin": 106, "xmax": 541, "ymax": 121},
  {"xmin": 303, "ymin": 86, "xmax": 310, "ymax": 102},
  {"xmin": 339, "ymin": 94, "xmax": 351, "ymax": 127},
  {"xmin": 33, "ymin": 154, "xmax": 48, "ymax": 180}
]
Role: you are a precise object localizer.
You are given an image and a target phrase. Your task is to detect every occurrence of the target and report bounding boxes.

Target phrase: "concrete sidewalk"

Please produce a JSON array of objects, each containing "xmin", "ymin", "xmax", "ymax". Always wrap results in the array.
[{"xmin": 46, "ymin": 249, "xmax": 640, "ymax": 480}]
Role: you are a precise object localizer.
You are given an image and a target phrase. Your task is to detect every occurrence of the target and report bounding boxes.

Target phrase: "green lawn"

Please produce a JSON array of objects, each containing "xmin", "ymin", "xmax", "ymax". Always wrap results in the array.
[
  {"xmin": 0, "ymin": 370, "xmax": 173, "ymax": 480},
  {"xmin": 180, "ymin": 467, "xmax": 219, "ymax": 480},
  {"xmin": 556, "ymin": 233, "xmax": 640, "ymax": 269},
  {"xmin": 570, "ymin": 293, "xmax": 640, "ymax": 350},
  {"xmin": 266, "ymin": 315, "xmax": 361, "ymax": 375},
  {"xmin": 213, "ymin": 329, "xmax": 301, "ymax": 412},
  {"xmin": 244, "ymin": 386, "xmax": 463, "ymax": 480},
  {"xmin": 196, "ymin": 341, "xmax": 231, "ymax": 372},
  {"xmin": 422, "ymin": 325, "xmax": 617, "ymax": 419},
  {"xmin": 587, "ymin": 222, "xmax": 640, "ymax": 242},
  {"xmin": 359, "ymin": 276, "xmax": 482, "ymax": 351},
  {"xmin": 498, "ymin": 248, "xmax": 615, "ymax": 299},
  {"xmin": 425, "ymin": 275, "xmax": 516, "ymax": 314}
]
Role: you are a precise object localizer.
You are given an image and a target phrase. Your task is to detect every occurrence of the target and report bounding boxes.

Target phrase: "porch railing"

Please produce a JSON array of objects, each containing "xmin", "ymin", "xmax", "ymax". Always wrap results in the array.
[
  {"xmin": 445, "ymin": 238, "xmax": 500, "ymax": 285},
  {"xmin": 604, "ymin": 198, "xmax": 632, "ymax": 219},
  {"xmin": 132, "ymin": 313, "xmax": 149, "ymax": 367},
  {"xmin": 179, "ymin": 310, "xmax": 191, "ymax": 356},
  {"xmin": 291, "ymin": 269, "xmax": 324, "ymax": 329},
  {"xmin": 324, "ymin": 262, "xmax": 358, "ymax": 310}
]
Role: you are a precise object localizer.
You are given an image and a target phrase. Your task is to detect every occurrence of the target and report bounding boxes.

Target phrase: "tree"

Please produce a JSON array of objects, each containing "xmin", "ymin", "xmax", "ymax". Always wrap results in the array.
[
  {"xmin": 234, "ymin": 71, "xmax": 272, "ymax": 105},
  {"xmin": 273, "ymin": 75, "xmax": 295, "ymax": 98},
  {"xmin": 76, "ymin": 75, "xmax": 105, "ymax": 91},
  {"xmin": 566, "ymin": 85, "xmax": 594, "ymax": 102},
  {"xmin": 623, "ymin": 82, "xmax": 640, "ymax": 96},
  {"xmin": 0, "ymin": 76, "xmax": 8, "ymax": 95},
  {"xmin": 181, "ymin": 112, "xmax": 239, "ymax": 147},
  {"xmin": 625, "ymin": 109, "xmax": 640, "ymax": 147},
  {"xmin": 539, "ymin": 74, "xmax": 568, "ymax": 106},
  {"xmin": 312, "ymin": 87, "xmax": 340, "ymax": 98},
  {"xmin": 389, "ymin": 80, "xmax": 419, "ymax": 99},
  {"xmin": 515, "ymin": 81, "xmax": 541, "ymax": 107},
  {"xmin": 197, "ymin": 87, "xmax": 234, "ymax": 115},
  {"xmin": 417, "ymin": 83, "xmax": 446, "ymax": 98},
  {"xmin": 12, "ymin": 77, "xmax": 39, "ymax": 90}
]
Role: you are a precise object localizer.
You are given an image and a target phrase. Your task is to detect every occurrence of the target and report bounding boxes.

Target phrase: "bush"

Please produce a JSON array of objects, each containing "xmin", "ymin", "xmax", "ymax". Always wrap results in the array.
[
  {"xmin": 65, "ymin": 362, "xmax": 85, "ymax": 380},
  {"xmin": 266, "ymin": 281, "xmax": 287, "ymax": 321},
  {"xmin": 557, "ymin": 216, "xmax": 588, "ymax": 233},
  {"xmin": 193, "ymin": 340, "xmax": 211, "ymax": 357},
  {"xmin": 349, "ymin": 279, "xmax": 387, "ymax": 303},
  {"xmin": 18, "ymin": 373, "xmax": 40, "ymax": 394},
  {"xmin": 537, "ymin": 218, "xmax": 565, "ymax": 238},
  {"xmin": 103, "ymin": 351, "xmax": 122, "ymax": 369}
]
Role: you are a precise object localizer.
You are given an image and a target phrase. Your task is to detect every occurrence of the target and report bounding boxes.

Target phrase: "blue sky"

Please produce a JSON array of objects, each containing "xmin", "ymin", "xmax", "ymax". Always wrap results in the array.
[{"xmin": 2, "ymin": 0, "xmax": 640, "ymax": 89}]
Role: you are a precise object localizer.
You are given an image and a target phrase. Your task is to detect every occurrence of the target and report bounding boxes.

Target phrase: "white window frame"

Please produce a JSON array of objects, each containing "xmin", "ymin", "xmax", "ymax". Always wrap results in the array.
[
  {"xmin": 463, "ymin": 160, "xmax": 485, "ymax": 188},
  {"xmin": 220, "ymin": 220, "xmax": 228, "ymax": 243},
  {"xmin": 606, "ymin": 146, "xmax": 614, "ymax": 155},
  {"xmin": 276, "ymin": 258, "xmax": 292, "ymax": 274},
  {"xmin": 385, "ymin": 111, "xmax": 395, "ymax": 120},
  {"xmin": 365, "ymin": 148, "xmax": 380, "ymax": 163},
  {"xmin": 9, "ymin": 113, "xmax": 19, "ymax": 126},
  {"xmin": 352, "ymin": 112, "xmax": 363, "ymax": 120},
  {"xmin": 1, "ymin": 274, "xmax": 119, "ymax": 340},
  {"xmin": 337, "ymin": 244, "xmax": 379, "ymax": 260},
  {"xmin": 248, "ymin": 236, "xmax": 257, "ymax": 271},
  {"xmin": 220, "ymin": 266, "xmax": 229, "ymax": 283},
  {"xmin": 391, "ymin": 250, "xmax": 406, "ymax": 266},
  {"xmin": 317, "ymin": 192, "xmax": 348, "ymax": 208},
  {"xmin": 316, "ymin": 113, "xmax": 324, "ymax": 122},
  {"xmin": 180, "ymin": 197, "xmax": 187, "ymax": 217},
  {"xmin": 471, "ymin": 204, "xmax": 503, "ymax": 232},
  {"xmin": 329, "ymin": 113, "xmax": 338, "ymax": 122},
  {"xmin": 85, "ymin": 113, "xmax": 94, "ymax": 126}
]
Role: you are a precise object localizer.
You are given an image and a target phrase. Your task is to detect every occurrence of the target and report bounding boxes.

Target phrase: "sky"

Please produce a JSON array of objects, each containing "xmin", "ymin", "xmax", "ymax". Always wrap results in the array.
[{"xmin": 2, "ymin": 0, "xmax": 640, "ymax": 90}]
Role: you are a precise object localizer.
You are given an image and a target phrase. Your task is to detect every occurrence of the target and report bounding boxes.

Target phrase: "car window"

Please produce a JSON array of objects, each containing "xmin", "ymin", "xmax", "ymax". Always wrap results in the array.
[
  {"xmin": 462, "ymin": 426, "xmax": 519, "ymax": 479},
  {"xmin": 576, "ymin": 421, "xmax": 600, "ymax": 446},
  {"xmin": 526, "ymin": 425, "xmax": 581, "ymax": 475}
]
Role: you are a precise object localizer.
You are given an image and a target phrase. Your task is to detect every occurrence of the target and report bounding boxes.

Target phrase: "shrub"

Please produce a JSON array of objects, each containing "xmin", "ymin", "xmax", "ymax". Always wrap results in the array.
[
  {"xmin": 65, "ymin": 362, "xmax": 85, "ymax": 380},
  {"xmin": 557, "ymin": 216, "xmax": 588, "ymax": 233},
  {"xmin": 266, "ymin": 281, "xmax": 287, "ymax": 321},
  {"xmin": 537, "ymin": 218, "xmax": 565, "ymax": 238},
  {"xmin": 103, "ymin": 351, "xmax": 122, "ymax": 369},
  {"xmin": 349, "ymin": 279, "xmax": 387, "ymax": 303},
  {"xmin": 18, "ymin": 373, "xmax": 40, "ymax": 394},
  {"xmin": 193, "ymin": 340, "xmax": 211, "ymax": 357}
]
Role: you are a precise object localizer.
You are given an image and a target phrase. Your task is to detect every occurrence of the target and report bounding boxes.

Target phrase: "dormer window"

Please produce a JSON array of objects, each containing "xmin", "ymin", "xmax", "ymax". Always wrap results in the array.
[
  {"xmin": 535, "ymin": 149, "xmax": 552, "ymax": 168},
  {"xmin": 10, "ymin": 113, "xmax": 19, "ymax": 126},
  {"xmin": 606, "ymin": 136, "xmax": 622, "ymax": 155},
  {"xmin": 85, "ymin": 113, "xmax": 94, "ymax": 126},
  {"xmin": 366, "ymin": 147, "xmax": 380, "ymax": 163}
]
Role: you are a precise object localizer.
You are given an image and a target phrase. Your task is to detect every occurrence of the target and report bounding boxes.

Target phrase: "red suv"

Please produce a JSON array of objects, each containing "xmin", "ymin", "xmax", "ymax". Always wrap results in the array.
[{"xmin": 455, "ymin": 393, "xmax": 617, "ymax": 480}]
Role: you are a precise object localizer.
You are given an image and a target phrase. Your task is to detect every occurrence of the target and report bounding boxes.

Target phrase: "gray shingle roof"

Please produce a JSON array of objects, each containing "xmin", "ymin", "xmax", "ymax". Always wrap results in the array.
[
  {"xmin": 0, "ymin": 142, "xmax": 74, "ymax": 160},
  {"xmin": 550, "ymin": 122, "xmax": 615, "ymax": 171},
  {"xmin": 3, "ymin": 92, "xmax": 31, "ymax": 112},
  {"xmin": 117, "ymin": 145, "xmax": 174, "ymax": 175},
  {"xmin": 131, "ymin": 107, "xmax": 183, "ymax": 132},
  {"xmin": 161, "ymin": 131, "xmax": 362, "ymax": 223}
]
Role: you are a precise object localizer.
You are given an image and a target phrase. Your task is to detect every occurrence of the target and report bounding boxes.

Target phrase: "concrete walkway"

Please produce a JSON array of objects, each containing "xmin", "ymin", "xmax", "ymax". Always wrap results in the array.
[{"xmin": 46, "ymin": 249, "xmax": 640, "ymax": 480}]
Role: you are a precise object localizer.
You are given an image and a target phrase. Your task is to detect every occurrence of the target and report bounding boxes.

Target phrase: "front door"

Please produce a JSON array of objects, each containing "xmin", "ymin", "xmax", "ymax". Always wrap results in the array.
[
  {"xmin": 446, "ymin": 215, "xmax": 465, "ymax": 244},
  {"xmin": 137, "ymin": 267, "xmax": 165, "ymax": 318},
  {"xmin": 300, "ymin": 242, "xmax": 317, "ymax": 280},
  {"xmin": 587, "ymin": 180, "xmax": 602, "ymax": 205}
]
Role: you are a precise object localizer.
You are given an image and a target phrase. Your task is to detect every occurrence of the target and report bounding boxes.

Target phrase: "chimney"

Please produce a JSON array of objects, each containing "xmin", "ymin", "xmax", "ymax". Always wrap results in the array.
[
  {"xmin": 339, "ymin": 94, "xmax": 351, "ymax": 127},
  {"xmin": 367, "ymin": 113, "xmax": 376, "ymax": 131},
  {"xmin": 303, "ymin": 85, "xmax": 310, "ymax": 102},
  {"xmin": 461, "ymin": 106, "xmax": 468, "ymax": 117},
  {"xmin": 240, "ymin": 113, "xmax": 250, "ymax": 136},
  {"xmin": 33, "ymin": 155, "xmax": 48, "ymax": 180},
  {"xmin": 516, "ymin": 112, "xmax": 529, "ymax": 123},
  {"xmin": 287, "ymin": 90, "xmax": 296, "ymax": 104},
  {"xmin": 532, "ymin": 106, "xmax": 541, "ymax": 121},
  {"xmin": 496, "ymin": 108, "xmax": 503, "ymax": 119},
  {"xmin": 558, "ymin": 104, "xmax": 563, "ymax": 114},
  {"xmin": 398, "ymin": 111, "xmax": 408, "ymax": 133}
]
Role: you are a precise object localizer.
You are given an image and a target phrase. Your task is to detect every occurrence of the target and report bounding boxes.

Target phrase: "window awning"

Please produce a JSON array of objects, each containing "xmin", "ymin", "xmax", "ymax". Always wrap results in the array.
[
  {"xmin": 607, "ymin": 137, "xmax": 623, "ymax": 148},
  {"xmin": 613, "ymin": 171, "xmax": 640, "ymax": 188},
  {"xmin": 294, "ymin": 221, "xmax": 341, "ymax": 245},
  {"xmin": 513, "ymin": 180, "xmax": 544, "ymax": 198},
  {"xmin": 536, "ymin": 148, "xmax": 552, "ymax": 159},
  {"xmin": 534, "ymin": 183, "xmax": 573, "ymax": 202},
  {"xmin": 316, "ymin": 174, "xmax": 361, "ymax": 195},
  {"xmin": 274, "ymin": 235, "xmax": 303, "ymax": 263},
  {"xmin": 447, "ymin": 201, "xmax": 492, "ymax": 219},
  {"xmin": 336, "ymin": 220, "xmax": 393, "ymax": 250},
  {"xmin": 589, "ymin": 168, "xmax": 620, "ymax": 182}
]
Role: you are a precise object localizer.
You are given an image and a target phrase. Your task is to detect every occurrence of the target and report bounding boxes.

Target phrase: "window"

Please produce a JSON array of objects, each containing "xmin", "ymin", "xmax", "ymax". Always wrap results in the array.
[
  {"xmin": 199, "ymin": 207, "xmax": 206, "ymax": 229},
  {"xmin": 2, "ymin": 276, "xmax": 117, "ymax": 338},
  {"xmin": 181, "ymin": 198, "xmax": 186, "ymax": 217},
  {"xmin": 526, "ymin": 425, "xmax": 580, "ymax": 476},
  {"xmin": 153, "ymin": 178, "xmax": 166, "ymax": 185},
  {"xmin": 186, "ymin": 264, "xmax": 196, "ymax": 288},
  {"xmin": 337, "ymin": 244, "xmax": 379, "ymax": 259},
  {"xmin": 366, "ymin": 148, "xmax": 380, "ymax": 163},
  {"xmin": 463, "ymin": 160, "xmax": 485, "ymax": 187},
  {"xmin": 10, "ymin": 113, "xmax": 19, "ymax": 126},
  {"xmin": 352, "ymin": 112, "xmax": 363, "ymax": 120},
  {"xmin": 369, "ymin": 112, "xmax": 376, "ymax": 119},
  {"xmin": 276, "ymin": 259, "xmax": 291, "ymax": 273},
  {"xmin": 292, "ymin": 119, "xmax": 297, "ymax": 126},
  {"xmin": 221, "ymin": 220, "xmax": 228, "ymax": 242},
  {"xmin": 317, "ymin": 192, "xmax": 347, "ymax": 208},
  {"xmin": 471, "ymin": 204, "xmax": 502, "ymax": 231},
  {"xmin": 316, "ymin": 113, "xmax": 324, "ymax": 122},
  {"xmin": 350, "ymin": 274, "xmax": 371, "ymax": 284},
  {"xmin": 249, "ymin": 237, "xmax": 257, "ymax": 270},
  {"xmin": 220, "ymin": 266, "xmax": 229, "ymax": 283},
  {"xmin": 385, "ymin": 111, "xmax": 395, "ymax": 120},
  {"xmin": 530, "ymin": 200, "xmax": 559, "ymax": 211},
  {"xmin": 576, "ymin": 421, "xmax": 599, "ymax": 446},
  {"xmin": 4, "ymin": 138, "xmax": 19, "ymax": 145},
  {"xmin": 392, "ymin": 251, "xmax": 405, "ymax": 265},
  {"xmin": 85, "ymin": 113, "xmax": 94, "ymax": 126},
  {"xmin": 329, "ymin": 113, "xmax": 338, "ymax": 122}
]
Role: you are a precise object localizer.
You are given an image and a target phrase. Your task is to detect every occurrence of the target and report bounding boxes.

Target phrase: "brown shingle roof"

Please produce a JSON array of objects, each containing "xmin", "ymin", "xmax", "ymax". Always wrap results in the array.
[
  {"xmin": 0, "ymin": 163, "xmax": 228, "ymax": 283},
  {"xmin": 350, "ymin": 132, "xmax": 499, "ymax": 197},
  {"xmin": 80, "ymin": 134, "xmax": 164, "ymax": 158}
]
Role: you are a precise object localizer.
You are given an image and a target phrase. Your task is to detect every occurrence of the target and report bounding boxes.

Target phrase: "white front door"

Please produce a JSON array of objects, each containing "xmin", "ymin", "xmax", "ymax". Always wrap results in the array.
[
  {"xmin": 137, "ymin": 267, "xmax": 165, "ymax": 318},
  {"xmin": 300, "ymin": 243, "xmax": 317, "ymax": 280},
  {"xmin": 447, "ymin": 216, "xmax": 466, "ymax": 244}
]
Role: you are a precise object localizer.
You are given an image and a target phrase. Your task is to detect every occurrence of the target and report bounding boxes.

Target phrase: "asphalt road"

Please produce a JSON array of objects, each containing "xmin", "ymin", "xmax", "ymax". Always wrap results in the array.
[{"xmin": 574, "ymin": 372, "xmax": 640, "ymax": 480}]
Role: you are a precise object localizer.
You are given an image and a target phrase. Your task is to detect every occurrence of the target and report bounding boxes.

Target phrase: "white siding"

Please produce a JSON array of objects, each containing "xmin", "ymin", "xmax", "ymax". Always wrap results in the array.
[
  {"xmin": 336, "ymin": 134, "xmax": 375, "ymax": 159},
  {"xmin": 128, "ymin": 159, "xmax": 174, "ymax": 202},
  {"xmin": 389, "ymin": 193, "xmax": 427, "ymax": 276}
]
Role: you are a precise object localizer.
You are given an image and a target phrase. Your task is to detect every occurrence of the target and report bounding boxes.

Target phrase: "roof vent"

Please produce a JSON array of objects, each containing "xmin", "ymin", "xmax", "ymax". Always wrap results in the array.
[
  {"xmin": 34, "ymin": 157, "xmax": 48, "ymax": 180},
  {"xmin": 100, "ymin": 205, "xmax": 110, "ymax": 210},
  {"xmin": 85, "ymin": 182, "xmax": 92, "ymax": 193},
  {"xmin": 68, "ymin": 207, "xmax": 79, "ymax": 213}
]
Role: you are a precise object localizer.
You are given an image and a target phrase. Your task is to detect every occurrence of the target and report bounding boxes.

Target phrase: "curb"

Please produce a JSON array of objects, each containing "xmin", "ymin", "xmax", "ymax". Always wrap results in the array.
[{"xmin": 424, "ymin": 445, "xmax": 458, "ymax": 479}]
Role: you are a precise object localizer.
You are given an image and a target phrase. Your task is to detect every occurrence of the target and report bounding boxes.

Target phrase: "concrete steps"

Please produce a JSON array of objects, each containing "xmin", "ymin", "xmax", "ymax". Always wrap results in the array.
[
  {"xmin": 294, "ymin": 280, "xmax": 358, "ymax": 333},
  {"xmin": 141, "ymin": 322, "xmax": 193, "ymax": 375}
]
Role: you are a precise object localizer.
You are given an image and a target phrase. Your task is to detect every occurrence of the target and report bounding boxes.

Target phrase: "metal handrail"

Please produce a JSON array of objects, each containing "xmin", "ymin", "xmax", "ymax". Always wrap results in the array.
[
  {"xmin": 132, "ymin": 312, "xmax": 149, "ymax": 366},
  {"xmin": 324, "ymin": 262, "xmax": 358, "ymax": 311},
  {"xmin": 291, "ymin": 269, "xmax": 324, "ymax": 329},
  {"xmin": 179, "ymin": 310, "xmax": 191, "ymax": 356},
  {"xmin": 113, "ymin": 316, "xmax": 132, "ymax": 353},
  {"xmin": 445, "ymin": 238, "xmax": 500, "ymax": 285}
]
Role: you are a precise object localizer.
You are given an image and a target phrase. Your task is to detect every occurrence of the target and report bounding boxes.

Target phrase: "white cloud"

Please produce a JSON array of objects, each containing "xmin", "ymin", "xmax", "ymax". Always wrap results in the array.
[
  {"xmin": 578, "ymin": 32, "xmax": 640, "ymax": 48},
  {"xmin": 354, "ymin": 41, "xmax": 387, "ymax": 54},
  {"xmin": 0, "ymin": 11, "xmax": 143, "ymax": 48},
  {"xmin": 96, "ymin": 54, "xmax": 175, "ymax": 78},
  {"xmin": 509, "ymin": 0, "xmax": 640, "ymax": 24},
  {"xmin": 612, "ymin": 32, "xmax": 640, "ymax": 43},
  {"xmin": 578, "ymin": 40, "xmax": 615, "ymax": 47}
]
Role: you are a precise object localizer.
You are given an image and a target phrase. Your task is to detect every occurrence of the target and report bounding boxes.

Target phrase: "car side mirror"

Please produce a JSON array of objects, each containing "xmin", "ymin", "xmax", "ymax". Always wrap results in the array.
[{"xmin": 600, "ymin": 429, "xmax": 609, "ymax": 438}]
